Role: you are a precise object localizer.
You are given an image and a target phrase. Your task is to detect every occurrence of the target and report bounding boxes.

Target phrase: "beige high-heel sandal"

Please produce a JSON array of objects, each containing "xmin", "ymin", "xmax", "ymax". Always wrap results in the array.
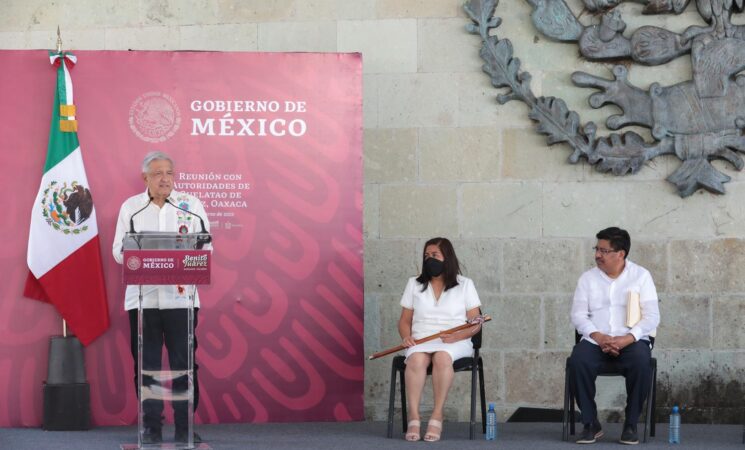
[
  {"xmin": 424, "ymin": 419, "xmax": 442, "ymax": 442},
  {"xmin": 405, "ymin": 419, "xmax": 421, "ymax": 441}
]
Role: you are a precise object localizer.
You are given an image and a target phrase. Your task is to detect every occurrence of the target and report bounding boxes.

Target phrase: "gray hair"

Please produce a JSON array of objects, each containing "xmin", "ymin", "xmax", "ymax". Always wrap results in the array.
[{"xmin": 141, "ymin": 151, "xmax": 174, "ymax": 173}]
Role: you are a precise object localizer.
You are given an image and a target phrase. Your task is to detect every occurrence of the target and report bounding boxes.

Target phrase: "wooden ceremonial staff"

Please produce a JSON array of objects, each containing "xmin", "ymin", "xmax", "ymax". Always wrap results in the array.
[{"xmin": 367, "ymin": 315, "xmax": 491, "ymax": 360}]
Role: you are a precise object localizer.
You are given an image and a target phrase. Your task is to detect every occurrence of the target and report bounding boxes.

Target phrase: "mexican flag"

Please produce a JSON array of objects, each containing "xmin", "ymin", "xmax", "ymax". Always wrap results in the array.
[{"xmin": 24, "ymin": 52, "xmax": 110, "ymax": 346}]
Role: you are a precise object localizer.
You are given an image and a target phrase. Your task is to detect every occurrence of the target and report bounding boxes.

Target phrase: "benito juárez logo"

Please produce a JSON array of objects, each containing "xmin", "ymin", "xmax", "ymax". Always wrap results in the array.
[{"xmin": 183, "ymin": 254, "xmax": 208, "ymax": 268}]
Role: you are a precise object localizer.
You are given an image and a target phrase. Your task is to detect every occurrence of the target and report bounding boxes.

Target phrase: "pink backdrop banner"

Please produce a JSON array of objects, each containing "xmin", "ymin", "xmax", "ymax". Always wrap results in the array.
[{"xmin": 0, "ymin": 50, "xmax": 363, "ymax": 427}]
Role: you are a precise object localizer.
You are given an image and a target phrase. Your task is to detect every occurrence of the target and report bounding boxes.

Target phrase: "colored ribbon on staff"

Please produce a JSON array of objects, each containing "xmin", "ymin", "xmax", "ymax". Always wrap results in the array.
[{"xmin": 367, "ymin": 315, "xmax": 491, "ymax": 360}]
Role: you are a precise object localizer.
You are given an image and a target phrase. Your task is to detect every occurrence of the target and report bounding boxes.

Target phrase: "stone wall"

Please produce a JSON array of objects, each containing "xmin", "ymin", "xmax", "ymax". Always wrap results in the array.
[{"xmin": 3, "ymin": 0, "xmax": 744, "ymax": 423}]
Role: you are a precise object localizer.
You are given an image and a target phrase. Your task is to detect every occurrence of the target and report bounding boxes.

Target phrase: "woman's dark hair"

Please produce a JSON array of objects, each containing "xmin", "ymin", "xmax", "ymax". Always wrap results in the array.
[
  {"xmin": 596, "ymin": 226, "xmax": 630, "ymax": 259},
  {"xmin": 415, "ymin": 237, "xmax": 461, "ymax": 292}
]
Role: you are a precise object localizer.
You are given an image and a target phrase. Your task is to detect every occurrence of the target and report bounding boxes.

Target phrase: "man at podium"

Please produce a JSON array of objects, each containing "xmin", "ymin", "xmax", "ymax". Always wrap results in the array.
[{"xmin": 112, "ymin": 151, "xmax": 211, "ymax": 444}]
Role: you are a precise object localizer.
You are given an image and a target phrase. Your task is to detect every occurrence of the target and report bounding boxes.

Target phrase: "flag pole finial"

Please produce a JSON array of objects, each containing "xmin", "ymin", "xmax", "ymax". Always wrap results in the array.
[{"xmin": 56, "ymin": 26, "xmax": 62, "ymax": 53}]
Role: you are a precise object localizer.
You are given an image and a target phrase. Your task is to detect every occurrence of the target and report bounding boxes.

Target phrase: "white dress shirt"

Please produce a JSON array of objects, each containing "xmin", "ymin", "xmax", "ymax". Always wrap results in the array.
[
  {"xmin": 112, "ymin": 189, "xmax": 211, "ymax": 310},
  {"xmin": 571, "ymin": 259, "xmax": 660, "ymax": 345}
]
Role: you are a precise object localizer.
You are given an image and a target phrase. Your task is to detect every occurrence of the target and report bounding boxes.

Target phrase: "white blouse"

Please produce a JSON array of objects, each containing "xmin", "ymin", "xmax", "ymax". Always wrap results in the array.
[{"xmin": 400, "ymin": 275, "xmax": 481, "ymax": 339}]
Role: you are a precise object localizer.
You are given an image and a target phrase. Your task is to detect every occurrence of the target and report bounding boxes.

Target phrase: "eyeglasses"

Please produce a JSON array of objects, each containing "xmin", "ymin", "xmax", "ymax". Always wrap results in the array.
[
  {"xmin": 593, "ymin": 246, "xmax": 619, "ymax": 255},
  {"xmin": 148, "ymin": 171, "xmax": 173, "ymax": 179}
]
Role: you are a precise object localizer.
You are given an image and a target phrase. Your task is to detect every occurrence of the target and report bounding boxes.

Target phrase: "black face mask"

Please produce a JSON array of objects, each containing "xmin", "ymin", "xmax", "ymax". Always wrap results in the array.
[{"xmin": 424, "ymin": 257, "xmax": 445, "ymax": 278}]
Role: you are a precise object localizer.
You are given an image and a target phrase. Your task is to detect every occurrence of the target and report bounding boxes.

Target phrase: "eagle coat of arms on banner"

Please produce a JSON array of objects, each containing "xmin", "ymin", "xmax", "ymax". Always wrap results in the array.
[
  {"xmin": 465, "ymin": 0, "xmax": 745, "ymax": 197},
  {"xmin": 40, "ymin": 180, "xmax": 92, "ymax": 234}
]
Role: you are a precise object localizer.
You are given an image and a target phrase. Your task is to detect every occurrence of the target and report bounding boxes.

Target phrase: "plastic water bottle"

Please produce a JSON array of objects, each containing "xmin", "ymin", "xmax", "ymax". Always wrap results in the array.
[
  {"xmin": 668, "ymin": 405, "xmax": 681, "ymax": 444},
  {"xmin": 486, "ymin": 403, "xmax": 497, "ymax": 440}
]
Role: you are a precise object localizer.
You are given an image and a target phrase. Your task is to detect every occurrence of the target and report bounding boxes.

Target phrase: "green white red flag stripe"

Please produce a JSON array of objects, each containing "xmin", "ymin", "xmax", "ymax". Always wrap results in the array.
[{"xmin": 24, "ymin": 51, "xmax": 110, "ymax": 346}]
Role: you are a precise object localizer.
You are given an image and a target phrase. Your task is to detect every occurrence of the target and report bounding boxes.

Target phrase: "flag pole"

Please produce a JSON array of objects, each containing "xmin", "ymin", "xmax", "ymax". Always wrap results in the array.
[
  {"xmin": 56, "ymin": 25, "xmax": 67, "ymax": 339},
  {"xmin": 34, "ymin": 29, "xmax": 101, "ymax": 429}
]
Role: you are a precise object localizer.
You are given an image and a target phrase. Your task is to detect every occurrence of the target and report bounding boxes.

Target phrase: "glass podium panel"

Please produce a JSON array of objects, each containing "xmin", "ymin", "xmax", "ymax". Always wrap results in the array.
[
  {"xmin": 122, "ymin": 231, "xmax": 211, "ymax": 251},
  {"xmin": 121, "ymin": 232, "xmax": 211, "ymax": 450}
]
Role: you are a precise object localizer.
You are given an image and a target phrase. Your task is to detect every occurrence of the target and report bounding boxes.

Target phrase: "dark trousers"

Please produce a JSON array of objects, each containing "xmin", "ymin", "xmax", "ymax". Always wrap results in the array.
[
  {"xmin": 568, "ymin": 339, "xmax": 651, "ymax": 425},
  {"xmin": 128, "ymin": 308, "xmax": 200, "ymax": 430}
]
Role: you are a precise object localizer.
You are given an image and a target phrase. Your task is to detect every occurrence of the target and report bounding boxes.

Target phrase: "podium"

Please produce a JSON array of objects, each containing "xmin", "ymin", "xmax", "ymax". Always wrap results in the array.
[{"xmin": 120, "ymin": 231, "xmax": 211, "ymax": 450}]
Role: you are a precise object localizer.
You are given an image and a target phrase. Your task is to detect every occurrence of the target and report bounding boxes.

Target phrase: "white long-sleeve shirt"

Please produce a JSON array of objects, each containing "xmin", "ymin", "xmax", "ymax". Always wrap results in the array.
[
  {"xmin": 571, "ymin": 260, "xmax": 660, "ymax": 345},
  {"xmin": 112, "ymin": 189, "xmax": 211, "ymax": 310}
]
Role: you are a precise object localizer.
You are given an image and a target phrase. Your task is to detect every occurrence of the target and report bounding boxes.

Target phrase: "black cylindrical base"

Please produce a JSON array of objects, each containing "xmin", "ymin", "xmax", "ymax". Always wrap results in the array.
[
  {"xmin": 42, "ymin": 382, "xmax": 90, "ymax": 430},
  {"xmin": 43, "ymin": 336, "xmax": 90, "ymax": 431},
  {"xmin": 47, "ymin": 336, "xmax": 86, "ymax": 384}
]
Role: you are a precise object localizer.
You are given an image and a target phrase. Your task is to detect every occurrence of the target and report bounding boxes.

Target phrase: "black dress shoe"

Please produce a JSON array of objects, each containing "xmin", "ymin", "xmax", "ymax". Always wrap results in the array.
[
  {"xmin": 175, "ymin": 429, "xmax": 203, "ymax": 443},
  {"xmin": 576, "ymin": 420, "xmax": 603, "ymax": 444},
  {"xmin": 619, "ymin": 423, "xmax": 639, "ymax": 445},
  {"xmin": 142, "ymin": 426, "xmax": 163, "ymax": 444}
]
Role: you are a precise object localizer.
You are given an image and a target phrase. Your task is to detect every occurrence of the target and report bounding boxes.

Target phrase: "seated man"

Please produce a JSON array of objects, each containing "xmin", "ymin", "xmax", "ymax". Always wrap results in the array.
[{"xmin": 568, "ymin": 227, "xmax": 660, "ymax": 445}]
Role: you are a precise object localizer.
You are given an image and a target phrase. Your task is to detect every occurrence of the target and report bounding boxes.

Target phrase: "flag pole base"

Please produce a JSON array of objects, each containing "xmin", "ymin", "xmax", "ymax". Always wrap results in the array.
[
  {"xmin": 43, "ymin": 383, "xmax": 90, "ymax": 430},
  {"xmin": 42, "ymin": 335, "xmax": 91, "ymax": 431}
]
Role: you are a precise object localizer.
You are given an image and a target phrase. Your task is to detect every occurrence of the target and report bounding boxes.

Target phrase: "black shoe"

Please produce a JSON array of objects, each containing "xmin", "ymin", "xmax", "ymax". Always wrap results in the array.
[
  {"xmin": 576, "ymin": 421, "xmax": 603, "ymax": 444},
  {"xmin": 141, "ymin": 426, "xmax": 163, "ymax": 444},
  {"xmin": 175, "ymin": 429, "xmax": 203, "ymax": 443},
  {"xmin": 619, "ymin": 423, "xmax": 639, "ymax": 445}
]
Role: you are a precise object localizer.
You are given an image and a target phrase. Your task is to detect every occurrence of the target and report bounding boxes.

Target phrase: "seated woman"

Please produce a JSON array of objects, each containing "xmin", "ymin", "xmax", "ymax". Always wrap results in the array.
[{"xmin": 398, "ymin": 237, "xmax": 482, "ymax": 442}]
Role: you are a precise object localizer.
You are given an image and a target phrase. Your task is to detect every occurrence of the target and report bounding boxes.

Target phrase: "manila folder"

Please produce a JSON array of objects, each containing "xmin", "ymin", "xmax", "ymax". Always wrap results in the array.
[{"xmin": 626, "ymin": 291, "xmax": 641, "ymax": 328}]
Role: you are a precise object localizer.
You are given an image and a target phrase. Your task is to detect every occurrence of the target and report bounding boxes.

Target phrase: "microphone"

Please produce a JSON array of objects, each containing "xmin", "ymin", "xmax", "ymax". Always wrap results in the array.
[
  {"xmin": 165, "ymin": 199, "xmax": 212, "ymax": 248},
  {"xmin": 129, "ymin": 196, "xmax": 153, "ymax": 233}
]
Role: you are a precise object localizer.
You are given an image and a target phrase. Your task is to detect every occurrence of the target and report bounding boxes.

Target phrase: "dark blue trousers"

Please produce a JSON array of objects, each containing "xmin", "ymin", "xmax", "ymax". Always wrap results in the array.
[
  {"xmin": 129, "ymin": 308, "xmax": 200, "ymax": 431},
  {"xmin": 568, "ymin": 339, "xmax": 651, "ymax": 425}
]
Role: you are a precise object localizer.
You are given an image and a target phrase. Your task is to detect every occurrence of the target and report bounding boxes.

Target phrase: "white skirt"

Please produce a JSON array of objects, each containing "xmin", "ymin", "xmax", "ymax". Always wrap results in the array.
[{"xmin": 404, "ymin": 338, "xmax": 474, "ymax": 363}]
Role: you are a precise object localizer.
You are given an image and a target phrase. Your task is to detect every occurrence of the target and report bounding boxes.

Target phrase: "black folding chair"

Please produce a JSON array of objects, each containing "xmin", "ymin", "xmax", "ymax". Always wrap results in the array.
[
  {"xmin": 386, "ymin": 325, "xmax": 486, "ymax": 440},
  {"xmin": 562, "ymin": 331, "xmax": 657, "ymax": 442}
]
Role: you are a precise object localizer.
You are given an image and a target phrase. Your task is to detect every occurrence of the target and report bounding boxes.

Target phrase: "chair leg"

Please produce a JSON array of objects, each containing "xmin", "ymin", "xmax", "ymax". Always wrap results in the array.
[
  {"xmin": 569, "ymin": 385, "xmax": 576, "ymax": 435},
  {"xmin": 479, "ymin": 361, "xmax": 486, "ymax": 434},
  {"xmin": 643, "ymin": 385, "xmax": 651, "ymax": 442},
  {"xmin": 400, "ymin": 367, "xmax": 407, "ymax": 433},
  {"xmin": 469, "ymin": 363, "xmax": 477, "ymax": 440},
  {"xmin": 650, "ymin": 360, "xmax": 657, "ymax": 438},
  {"xmin": 644, "ymin": 359, "xmax": 656, "ymax": 442},
  {"xmin": 563, "ymin": 360, "xmax": 570, "ymax": 441},
  {"xmin": 387, "ymin": 362, "xmax": 398, "ymax": 439}
]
